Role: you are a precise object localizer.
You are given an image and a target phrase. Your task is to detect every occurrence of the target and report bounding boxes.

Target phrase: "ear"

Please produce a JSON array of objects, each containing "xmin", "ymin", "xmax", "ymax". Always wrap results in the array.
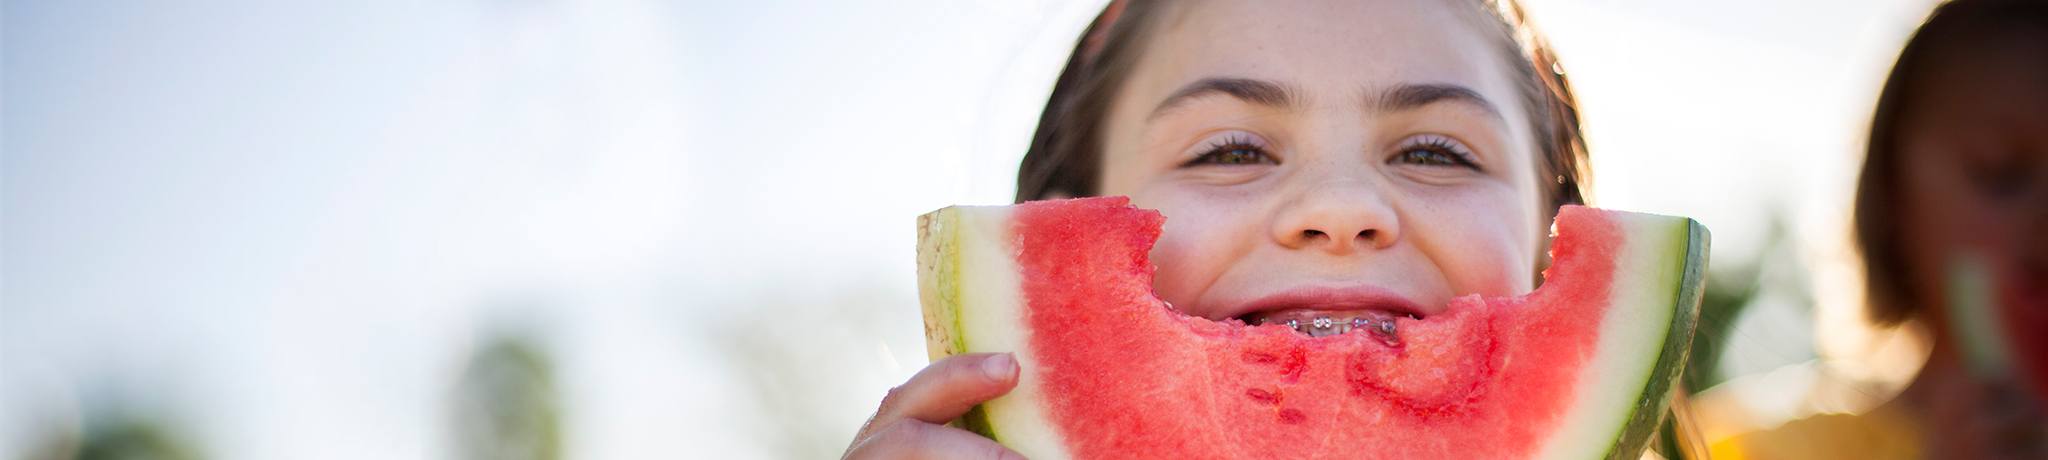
[{"xmin": 1079, "ymin": 0, "xmax": 1130, "ymax": 65}]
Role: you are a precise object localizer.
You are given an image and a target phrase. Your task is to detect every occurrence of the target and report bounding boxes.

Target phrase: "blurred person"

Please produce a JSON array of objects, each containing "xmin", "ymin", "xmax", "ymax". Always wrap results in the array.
[
  {"xmin": 1715, "ymin": 0, "xmax": 2048, "ymax": 458},
  {"xmin": 842, "ymin": 0, "xmax": 1601, "ymax": 457}
]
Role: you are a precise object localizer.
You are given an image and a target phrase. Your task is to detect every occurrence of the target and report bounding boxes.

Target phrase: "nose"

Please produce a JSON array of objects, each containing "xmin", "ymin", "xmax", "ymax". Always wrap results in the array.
[{"xmin": 1270, "ymin": 175, "xmax": 1400, "ymax": 255}]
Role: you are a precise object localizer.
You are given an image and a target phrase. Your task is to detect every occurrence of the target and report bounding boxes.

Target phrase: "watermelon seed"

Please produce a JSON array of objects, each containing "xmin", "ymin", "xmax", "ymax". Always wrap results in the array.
[
  {"xmin": 1245, "ymin": 388, "xmax": 1279, "ymax": 405},
  {"xmin": 1277, "ymin": 408, "xmax": 1307, "ymax": 424}
]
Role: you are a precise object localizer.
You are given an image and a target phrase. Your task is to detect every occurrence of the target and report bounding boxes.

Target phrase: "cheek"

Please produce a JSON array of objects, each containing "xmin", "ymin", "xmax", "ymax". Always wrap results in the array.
[
  {"xmin": 1896, "ymin": 147, "xmax": 2043, "ymax": 305},
  {"xmin": 1408, "ymin": 188, "xmax": 1537, "ymax": 297},
  {"xmin": 1131, "ymin": 187, "xmax": 1262, "ymax": 313},
  {"xmin": 1439, "ymin": 230, "xmax": 1531, "ymax": 297}
]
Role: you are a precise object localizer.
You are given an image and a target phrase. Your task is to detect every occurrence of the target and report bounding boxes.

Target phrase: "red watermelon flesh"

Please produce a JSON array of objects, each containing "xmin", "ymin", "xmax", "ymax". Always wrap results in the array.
[
  {"xmin": 2003, "ymin": 275, "xmax": 2048, "ymax": 399},
  {"xmin": 1952, "ymin": 255, "xmax": 2048, "ymax": 398},
  {"xmin": 917, "ymin": 197, "xmax": 1708, "ymax": 459}
]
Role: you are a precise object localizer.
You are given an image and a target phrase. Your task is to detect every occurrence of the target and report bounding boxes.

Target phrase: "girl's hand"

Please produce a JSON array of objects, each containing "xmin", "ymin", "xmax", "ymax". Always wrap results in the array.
[{"xmin": 843, "ymin": 352, "xmax": 1026, "ymax": 460}]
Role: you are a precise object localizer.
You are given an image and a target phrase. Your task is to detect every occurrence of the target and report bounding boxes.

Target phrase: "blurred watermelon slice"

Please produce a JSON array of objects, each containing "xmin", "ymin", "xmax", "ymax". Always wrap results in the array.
[{"xmin": 1947, "ymin": 254, "xmax": 2048, "ymax": 398}]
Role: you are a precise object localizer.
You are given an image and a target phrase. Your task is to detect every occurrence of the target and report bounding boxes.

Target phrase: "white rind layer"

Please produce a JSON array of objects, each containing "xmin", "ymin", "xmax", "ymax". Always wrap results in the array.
[
  {"xmin": 921, "ymin": 206, "xmax": 1070, "ymax": 459},
  {"xmin": 1535, "ymin": 213, "xmax": 1692, "ymax": 460}
]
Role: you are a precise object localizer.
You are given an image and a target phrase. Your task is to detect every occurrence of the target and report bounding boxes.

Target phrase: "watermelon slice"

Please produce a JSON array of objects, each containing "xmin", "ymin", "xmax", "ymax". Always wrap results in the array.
[
  {"xmin": 917, "ymin": 196, "xmax": 1708, "ymax": 459},
  {"xmin": 1947, "ymin": 253, "xmax": 2048, "ymax": 399}
]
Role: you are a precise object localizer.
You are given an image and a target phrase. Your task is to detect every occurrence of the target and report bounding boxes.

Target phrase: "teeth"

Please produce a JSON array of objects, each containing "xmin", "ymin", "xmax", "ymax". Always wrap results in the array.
[
  {"xmin": 1306, "ymin": 316, "xmax": 1337, "ymax": 337},
  {"xmin": 1368, "ymin": 317, "xmax": 1400, "ymax": 346},
  {"xmin": 1252, "ymin": 312, "xmax": 1406, "ymax": 344}
]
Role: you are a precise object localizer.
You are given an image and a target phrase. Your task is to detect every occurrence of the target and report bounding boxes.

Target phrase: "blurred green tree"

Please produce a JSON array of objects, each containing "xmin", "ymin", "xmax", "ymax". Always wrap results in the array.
[
  {"xmin": 1684, "ymin": 211, "xmax": 1813, "ymax": 392},
  {"xmin": 451, "ymin": 334, "xmax": 562, "ymax": 460},
  {"xmin": 22, "ymin": 410, "xmax": 204, "ymax": 460}
]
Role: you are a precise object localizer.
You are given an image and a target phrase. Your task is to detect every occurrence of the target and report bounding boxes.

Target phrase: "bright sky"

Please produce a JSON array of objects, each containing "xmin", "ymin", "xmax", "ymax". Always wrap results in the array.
[{"xmin": 1, "ymin": 0, "xmax": 1936, "ymax": 458}]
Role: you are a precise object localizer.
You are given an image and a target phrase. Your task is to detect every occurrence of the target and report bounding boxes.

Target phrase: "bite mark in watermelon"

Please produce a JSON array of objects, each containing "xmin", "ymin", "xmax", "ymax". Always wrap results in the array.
[{"xmin": 917, "ymin": 197, "xmax": 1708, "ymax": 459}]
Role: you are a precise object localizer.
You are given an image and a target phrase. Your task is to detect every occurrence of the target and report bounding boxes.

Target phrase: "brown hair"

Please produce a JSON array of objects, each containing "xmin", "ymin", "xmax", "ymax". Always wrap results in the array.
[
  {"xmin": 1855, "ymin": 0, "xmax": 2048, "ymax": 326},
  {"xmin": 1012, "ymin": 0, "xmax": 1590, "ymax": 221}
]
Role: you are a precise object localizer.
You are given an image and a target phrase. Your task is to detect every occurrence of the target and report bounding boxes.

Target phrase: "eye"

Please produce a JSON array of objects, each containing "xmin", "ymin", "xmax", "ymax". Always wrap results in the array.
[
  {"xmin": 1182, "ymin": 134, "xmax": 1277, "ymax": 167},
  {"xmin": 1388, "ymin": 135, "xmax": 1481, "ymax": 171},
  {"xmin": 1963, "ymin": 148, "xmax": 2034, "ymax": 200}
]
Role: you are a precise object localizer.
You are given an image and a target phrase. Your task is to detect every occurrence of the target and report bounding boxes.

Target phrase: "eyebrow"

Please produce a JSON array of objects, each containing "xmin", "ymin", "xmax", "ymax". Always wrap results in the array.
[
  {"xmin": 1146, "ymin": 77, "xmax": 1504, "ymax": 123},
  {"xmin": 1147, "ymin": 77, "xmax": 1302, "ymax": 121},
  {"xmin": 1374, "ymin": 83, "xmax": 1504, "ymax": 122}
]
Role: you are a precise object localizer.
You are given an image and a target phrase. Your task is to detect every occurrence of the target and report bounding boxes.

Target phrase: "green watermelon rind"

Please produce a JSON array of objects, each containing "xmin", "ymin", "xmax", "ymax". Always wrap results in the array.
[
  {"xmin": 917, "ymin": 209, "xmax": 967, "ymax": 360},
  {"xmin": 1599, "ymin": 219, "xmax": 1708, "ymax": 460},
  {"xmin": 1530, "ymin": 212, "xmax": 1708, "ymax": 460},
  {"xmin": 915, "ymin": 209, "xmax": 998, "ymax": 437}
]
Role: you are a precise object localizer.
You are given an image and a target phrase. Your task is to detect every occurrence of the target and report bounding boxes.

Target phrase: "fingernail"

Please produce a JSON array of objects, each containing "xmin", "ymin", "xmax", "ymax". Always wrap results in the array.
[{"xmin": 982, "ymin": 353, "xmax": 1015, "ymax": 381}]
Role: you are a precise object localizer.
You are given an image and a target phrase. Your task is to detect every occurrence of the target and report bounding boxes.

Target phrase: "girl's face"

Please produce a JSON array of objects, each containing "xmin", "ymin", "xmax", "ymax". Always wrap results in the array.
[
  {"xmin": 1096, "ymin": 0, "xmax": 1546, "ymax": 327},
  {"xmin": 1895, "ymin": 28, "xmax": 2048, "ymax": 323}
]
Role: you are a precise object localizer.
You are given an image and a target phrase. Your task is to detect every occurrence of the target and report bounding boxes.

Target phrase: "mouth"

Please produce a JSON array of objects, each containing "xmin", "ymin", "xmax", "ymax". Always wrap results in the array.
[{"xmin": 1223, "ymin": 286, "xmax": 1428, "ymax": 339}]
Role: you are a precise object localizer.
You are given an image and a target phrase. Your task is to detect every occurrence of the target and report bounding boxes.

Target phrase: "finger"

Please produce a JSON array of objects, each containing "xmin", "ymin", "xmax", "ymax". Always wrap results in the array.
[
  {"xmin": 875, "ymin": 353, "xmax": 1019, "ymax": 425},
  {"xmin": 845, "ymin": 419, "xmax": 1026, "ymax": 460}
]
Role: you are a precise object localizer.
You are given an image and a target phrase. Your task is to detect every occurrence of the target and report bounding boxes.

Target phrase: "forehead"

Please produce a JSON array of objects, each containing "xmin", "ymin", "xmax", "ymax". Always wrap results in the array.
[
  {"xmin": 1902, "ymin": 27, "xmax": 2048, "ymax": 134},
  {"xmin": 1125, "ymin": 0, "xmax": 1526, "ymax": 116}
]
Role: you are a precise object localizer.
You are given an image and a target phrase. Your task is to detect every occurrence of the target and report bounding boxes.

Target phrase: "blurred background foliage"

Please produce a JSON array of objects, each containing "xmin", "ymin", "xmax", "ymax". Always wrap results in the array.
[
  {"xmin": 1687, "ymin": 211, "xmax": 1809, "ymax": 393},
  {"xmin": 24, "ymin": 413, "xmax": 203, "ymax": 460},
  {"xmin": 450, "ymin": 334, "xmax": 562, "ymax": 460}
]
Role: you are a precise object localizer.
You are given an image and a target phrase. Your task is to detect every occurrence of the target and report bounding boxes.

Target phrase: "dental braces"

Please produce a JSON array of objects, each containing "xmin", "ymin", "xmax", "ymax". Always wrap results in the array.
[{"xmin": 1275, "ymin": 316, "xmax": 1400, "ymax": 342}]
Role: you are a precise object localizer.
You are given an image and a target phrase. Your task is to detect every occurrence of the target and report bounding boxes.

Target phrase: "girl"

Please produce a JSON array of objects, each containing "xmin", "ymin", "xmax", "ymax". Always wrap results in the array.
[
  {"xmin": 1720, "ymin": 1, "xmax": 2048, "ymax": 457},
  {"xmin": 847, "ymin": 0, "xmax": 1588, "ymax": 457}
]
